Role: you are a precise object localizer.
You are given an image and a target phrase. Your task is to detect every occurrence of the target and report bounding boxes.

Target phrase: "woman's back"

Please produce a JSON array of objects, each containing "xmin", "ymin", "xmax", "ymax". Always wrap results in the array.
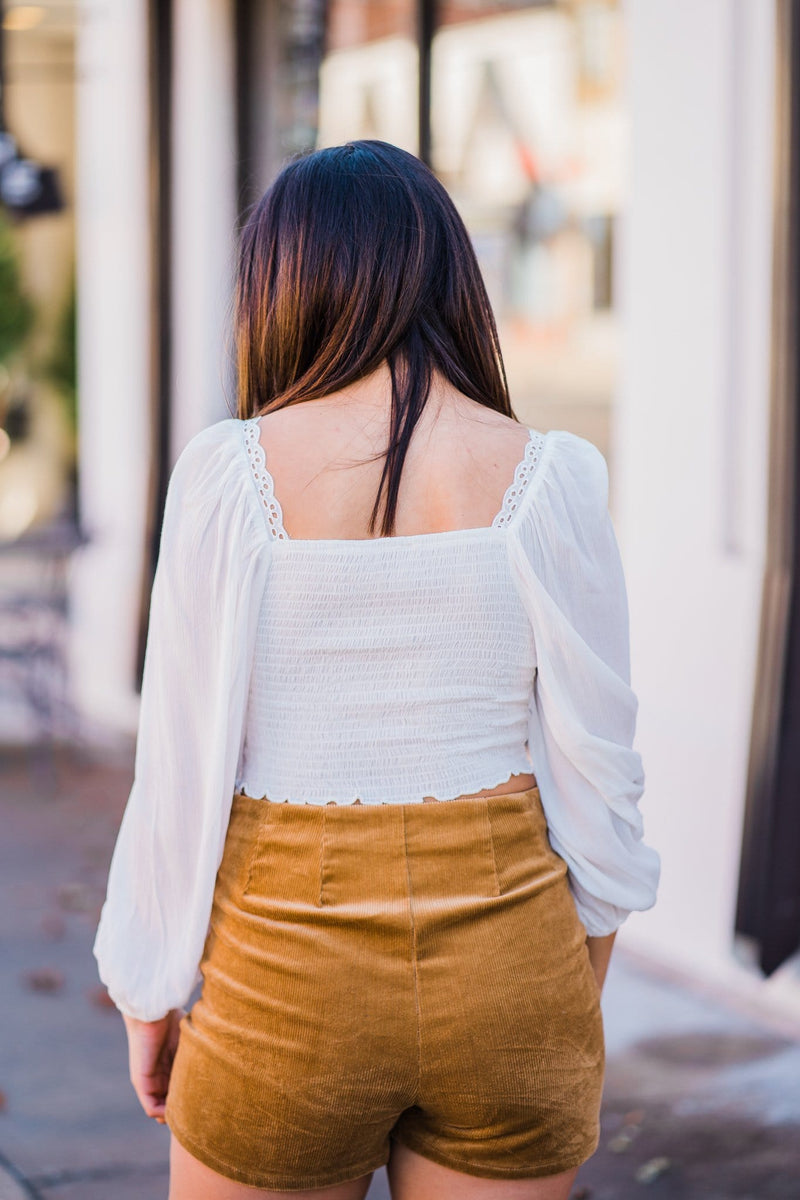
[{"xmin": 251, "ymin": 369, "xmax": 533, "ymax": 542}]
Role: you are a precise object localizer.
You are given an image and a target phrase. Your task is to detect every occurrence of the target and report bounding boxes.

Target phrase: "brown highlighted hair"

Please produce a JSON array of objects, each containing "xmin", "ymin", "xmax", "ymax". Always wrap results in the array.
[{"xmin": 234, "ymin": 139, "xmax": 515, "ymax": 537}]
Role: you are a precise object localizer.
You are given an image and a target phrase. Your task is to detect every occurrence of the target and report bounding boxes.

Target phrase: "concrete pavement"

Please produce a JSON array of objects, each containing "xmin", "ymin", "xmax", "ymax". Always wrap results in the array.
[{"xmin": 1, "ymin": 743, "xmax": 798, "ymax": 1199}]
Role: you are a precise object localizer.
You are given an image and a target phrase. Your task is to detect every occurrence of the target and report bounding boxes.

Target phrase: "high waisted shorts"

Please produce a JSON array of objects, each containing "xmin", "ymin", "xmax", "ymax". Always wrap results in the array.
[{"xmin": 164, "ymin": 786, "xmax": 605, "ymax": 1191}]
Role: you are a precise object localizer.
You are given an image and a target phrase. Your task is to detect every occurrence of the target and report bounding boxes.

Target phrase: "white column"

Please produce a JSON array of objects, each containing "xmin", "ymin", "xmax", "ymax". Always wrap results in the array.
[
  {"xmin": 170, "ymin": 0, "xmax": 238, "ymax": 458},
  {"xmin": 615, "ymin": 0, "xmax": 800, "ymax": 1017},
  {"xmin": 71, "ymin": 0, "xmax": 151, "ymax": 736}
]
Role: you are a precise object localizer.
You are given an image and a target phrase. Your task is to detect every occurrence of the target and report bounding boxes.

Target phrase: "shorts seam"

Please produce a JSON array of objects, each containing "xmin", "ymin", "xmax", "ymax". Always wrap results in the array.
[
  {"xmin": 318, "ymin": 805, "xmax": 328, "ymax": 906},
  {"xmin": 401, "ymin": 804, "xmax": 422, "ymax": 1099},
  {"xmin": 240, "ymin": 801, "xmax": 272, "ymax": 899},
  {"xmin": 392, "ymin": 1128, "xmax": 599, "ymax": 1180},
  {"xmin": 167, "ymin": 1113, "xmax": 388, "ymax": 1190},
  {"xmin": 484, "ymin": 800, "xmax": 501, "ymax": 897}
]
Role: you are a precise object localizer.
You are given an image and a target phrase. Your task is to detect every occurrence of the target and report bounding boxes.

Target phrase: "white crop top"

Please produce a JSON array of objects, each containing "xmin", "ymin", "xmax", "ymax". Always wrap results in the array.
[{"xmin": 93, "ymin": 416, "xmax": 661, "ymax": 1020}]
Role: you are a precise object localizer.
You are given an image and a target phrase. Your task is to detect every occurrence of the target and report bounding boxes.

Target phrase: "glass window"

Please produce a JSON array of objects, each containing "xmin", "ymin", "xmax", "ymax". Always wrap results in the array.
[
  {"xmin": 431, "ymin": 0, "xmax": 625, "ymax": 454},
  {"xmin": 317, "ymin": 0, "xmax": 419, "ymax": 152}
]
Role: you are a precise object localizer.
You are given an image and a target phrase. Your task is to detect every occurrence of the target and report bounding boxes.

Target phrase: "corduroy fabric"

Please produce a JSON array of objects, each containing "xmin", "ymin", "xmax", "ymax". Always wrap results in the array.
[{"xmin": 164, "ymin": 786, "xmax": 605, "ymax": 1190}]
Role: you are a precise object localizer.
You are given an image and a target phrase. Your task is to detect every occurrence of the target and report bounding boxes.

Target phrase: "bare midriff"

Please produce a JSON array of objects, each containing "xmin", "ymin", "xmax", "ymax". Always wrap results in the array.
[
  {"xmin": 247, "ymin": 772, "xmax": 540, "ymax": 806},
  {"xmin": 421, "ymin": 771, "xmax": 538, "ymax": 803}
]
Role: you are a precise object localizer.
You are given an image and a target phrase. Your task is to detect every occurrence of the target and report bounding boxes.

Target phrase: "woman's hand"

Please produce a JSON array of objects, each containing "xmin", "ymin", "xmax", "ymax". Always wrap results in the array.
[
  {"xmin": 122, "ymin": 1008, "xmax": 185, "ymax": 1123},
  {"xmin": 585, "ymin": 930, "xmax": 617, "ymax": 997}
]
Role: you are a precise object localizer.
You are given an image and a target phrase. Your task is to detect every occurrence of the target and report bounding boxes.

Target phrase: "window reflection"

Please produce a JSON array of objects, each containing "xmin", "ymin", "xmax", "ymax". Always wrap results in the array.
[
  {"xmin": 317, "ymin": 0, "xmax": 419, "ymax": 152},
  {"xmin": 431, "ymin": 0, "xmax": 625, "ymax": 447}
]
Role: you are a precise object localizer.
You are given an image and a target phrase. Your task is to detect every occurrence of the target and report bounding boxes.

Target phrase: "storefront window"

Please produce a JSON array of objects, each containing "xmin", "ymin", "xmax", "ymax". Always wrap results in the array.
[
  {"xmin": 276, "ymin": 0, "xmax": 328, "ymax": 159},
  {"xmin": 430, "ymin": 0, "xmax": 625, "ymax": 448},
  {"xmin": 317, "ymin": 0, "xmax": 419, "ymax": 152}
]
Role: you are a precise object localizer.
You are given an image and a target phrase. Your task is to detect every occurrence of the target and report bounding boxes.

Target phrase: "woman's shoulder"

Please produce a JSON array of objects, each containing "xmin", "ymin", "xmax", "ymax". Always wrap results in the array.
[
  {"xmin": 446, "ymin": 400, "xmax": 603, "ymax": 471},
  {"xmin": 476, "ymin": 413, "xmax": 606, "ymax": 488},
  {"xmin": 166, "ymin": 418, "xmax": 260, "ymax": 517},
  {"xmin": 174, "ymin": 416, "xmax": 244, "ymax": 463},
  {"xmin": 541, "ymin": 428, "xmax": 609, "ymax": 503},
  {"xmin": 493, "ymin": 424, "xmax": 611, "ymax": 551},
  {"xmin": 168, "ymin": 417, "xmax": 254, "ymax": 483}
]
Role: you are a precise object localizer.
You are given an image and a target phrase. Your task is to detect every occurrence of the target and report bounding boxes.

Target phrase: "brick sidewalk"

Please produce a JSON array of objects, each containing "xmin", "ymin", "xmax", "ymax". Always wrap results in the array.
[{"xmin": 1, "ymin": 743, "xmax": 798, "ymax": 1199}]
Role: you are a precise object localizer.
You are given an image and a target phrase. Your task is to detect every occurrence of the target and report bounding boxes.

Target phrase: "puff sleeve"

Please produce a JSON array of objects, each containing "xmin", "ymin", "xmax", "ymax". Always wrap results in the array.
[
  {"xmin": 92, "ymin": 419, "xmax": 272, "ymax": 1021},
  {"xmin": 506, "ymin": 430, "xmax": 660, "ymax": 937}
]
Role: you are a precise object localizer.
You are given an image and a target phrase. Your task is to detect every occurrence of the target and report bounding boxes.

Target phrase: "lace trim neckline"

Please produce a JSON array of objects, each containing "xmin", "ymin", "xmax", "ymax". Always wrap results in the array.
[
  {"xmin": 242, "ymin": 417, "xmax": 545, "ymax": 544},
  {"xmin": 243, "ymin": 418, "xmax": 289, "ymax": 541},
  {"xmin": 490, "ymin": 428, "xmax": 545, "ymax": 529}
]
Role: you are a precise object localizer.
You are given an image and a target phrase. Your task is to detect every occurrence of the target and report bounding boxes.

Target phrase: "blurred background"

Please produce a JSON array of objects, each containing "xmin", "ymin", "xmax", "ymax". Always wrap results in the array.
[{"xmin": 1, "ymin": 1, "xmax": 800, "ymax": 1197}]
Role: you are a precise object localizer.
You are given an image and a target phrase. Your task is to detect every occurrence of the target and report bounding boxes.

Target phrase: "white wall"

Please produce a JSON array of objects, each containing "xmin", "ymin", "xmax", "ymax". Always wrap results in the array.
[
  {"xmin": 171, "ymin": 0, "xmax": 238, "ymax": 457},
  {"xmin": 72, "ymin": 0, "xmax": 151, "ymax": 736},
  {"xmin": 615, "ymin": 0, "xmax": 800, "ymax": 1019}
]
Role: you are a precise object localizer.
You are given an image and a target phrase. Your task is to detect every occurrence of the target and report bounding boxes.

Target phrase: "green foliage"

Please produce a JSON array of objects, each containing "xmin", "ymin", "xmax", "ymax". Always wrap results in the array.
[
  {"xmin": 0, "ymin": 211, "xmax": 34, "ymax": 364},
  {"xmin": 45, "ymin": 276, "xmax": 77, "ymax": 432}
]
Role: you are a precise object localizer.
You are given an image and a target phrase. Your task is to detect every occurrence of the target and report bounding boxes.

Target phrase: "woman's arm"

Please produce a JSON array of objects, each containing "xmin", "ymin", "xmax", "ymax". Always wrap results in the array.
[
  {"xmin": 93, "ymin": 420, "xmax": 273, "ymax": 1024},
  {"xmin": 507, "ymin": 429, "xmax": 660, "ymax": 940},
  {"xmin": 123, "ymin": 1009, "xmax": 184, "ymax": 1124}
]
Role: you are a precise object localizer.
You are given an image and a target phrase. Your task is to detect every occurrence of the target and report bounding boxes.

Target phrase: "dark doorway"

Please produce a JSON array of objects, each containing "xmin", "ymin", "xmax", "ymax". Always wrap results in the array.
[{"xmin": 735, "ymin": 0, "xmax": 800, "ymax": 976}]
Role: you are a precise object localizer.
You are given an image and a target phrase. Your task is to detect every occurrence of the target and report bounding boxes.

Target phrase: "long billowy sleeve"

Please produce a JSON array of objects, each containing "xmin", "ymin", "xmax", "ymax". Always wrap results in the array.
[
  {"xmin": 93, "ymin": 419, "xmax": 271, "ymax": 1020},
  {"xmin": 506, "ymin": 430, "xmax": 660, "ymax": 937}
]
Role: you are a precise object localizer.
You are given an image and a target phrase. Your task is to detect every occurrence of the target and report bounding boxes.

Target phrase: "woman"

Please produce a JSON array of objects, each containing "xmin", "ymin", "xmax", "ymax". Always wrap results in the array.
[{"xmin": 93, "ymin": 140, "xmax": 660, "ymax": 1200}]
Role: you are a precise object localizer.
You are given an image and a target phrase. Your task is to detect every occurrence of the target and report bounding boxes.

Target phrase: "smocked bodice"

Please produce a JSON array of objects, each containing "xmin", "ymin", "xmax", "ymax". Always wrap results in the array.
[{"xmin": 239, "ymin": 535, "xmax": 536, "ymax": 804}]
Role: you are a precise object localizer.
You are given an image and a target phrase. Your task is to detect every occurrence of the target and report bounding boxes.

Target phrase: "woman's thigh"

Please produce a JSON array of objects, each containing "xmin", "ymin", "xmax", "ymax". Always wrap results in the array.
[
  {"xmin": 168, "ymin": 1136, "xmax": 375, "ymax": 1200},
  {"xmin": 387, "ymin": 1141, "xmax": 581, "ymax": 1200},
  {"xmin": 170, "ymin": 1135, "xmax": 582, "ymax": 1200}
]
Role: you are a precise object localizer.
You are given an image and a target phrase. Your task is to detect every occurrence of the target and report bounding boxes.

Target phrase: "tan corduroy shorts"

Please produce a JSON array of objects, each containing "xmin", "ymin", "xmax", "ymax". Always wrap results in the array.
[{"xmin": 164, "ymin": 786, "xmax": 605, "ymax": 1190}]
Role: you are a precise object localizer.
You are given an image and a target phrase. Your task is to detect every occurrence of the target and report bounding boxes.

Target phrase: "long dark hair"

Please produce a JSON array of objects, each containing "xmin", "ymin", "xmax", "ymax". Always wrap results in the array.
[{"xmin": 234, "ymin": 139, "xmax": 516, "ymax": 537}]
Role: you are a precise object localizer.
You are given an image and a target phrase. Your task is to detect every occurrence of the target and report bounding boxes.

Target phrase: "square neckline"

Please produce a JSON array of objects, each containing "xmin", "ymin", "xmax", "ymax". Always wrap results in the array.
[{"xmin": 241, "ymin": 416, "xmax": 549, "ymax": 546}]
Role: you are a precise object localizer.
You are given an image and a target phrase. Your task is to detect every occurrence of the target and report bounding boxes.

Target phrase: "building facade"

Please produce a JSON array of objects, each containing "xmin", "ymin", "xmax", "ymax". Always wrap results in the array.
[{"xmin": 63, "ymin": 0, "xmax": 800, "ymax": 1021}]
